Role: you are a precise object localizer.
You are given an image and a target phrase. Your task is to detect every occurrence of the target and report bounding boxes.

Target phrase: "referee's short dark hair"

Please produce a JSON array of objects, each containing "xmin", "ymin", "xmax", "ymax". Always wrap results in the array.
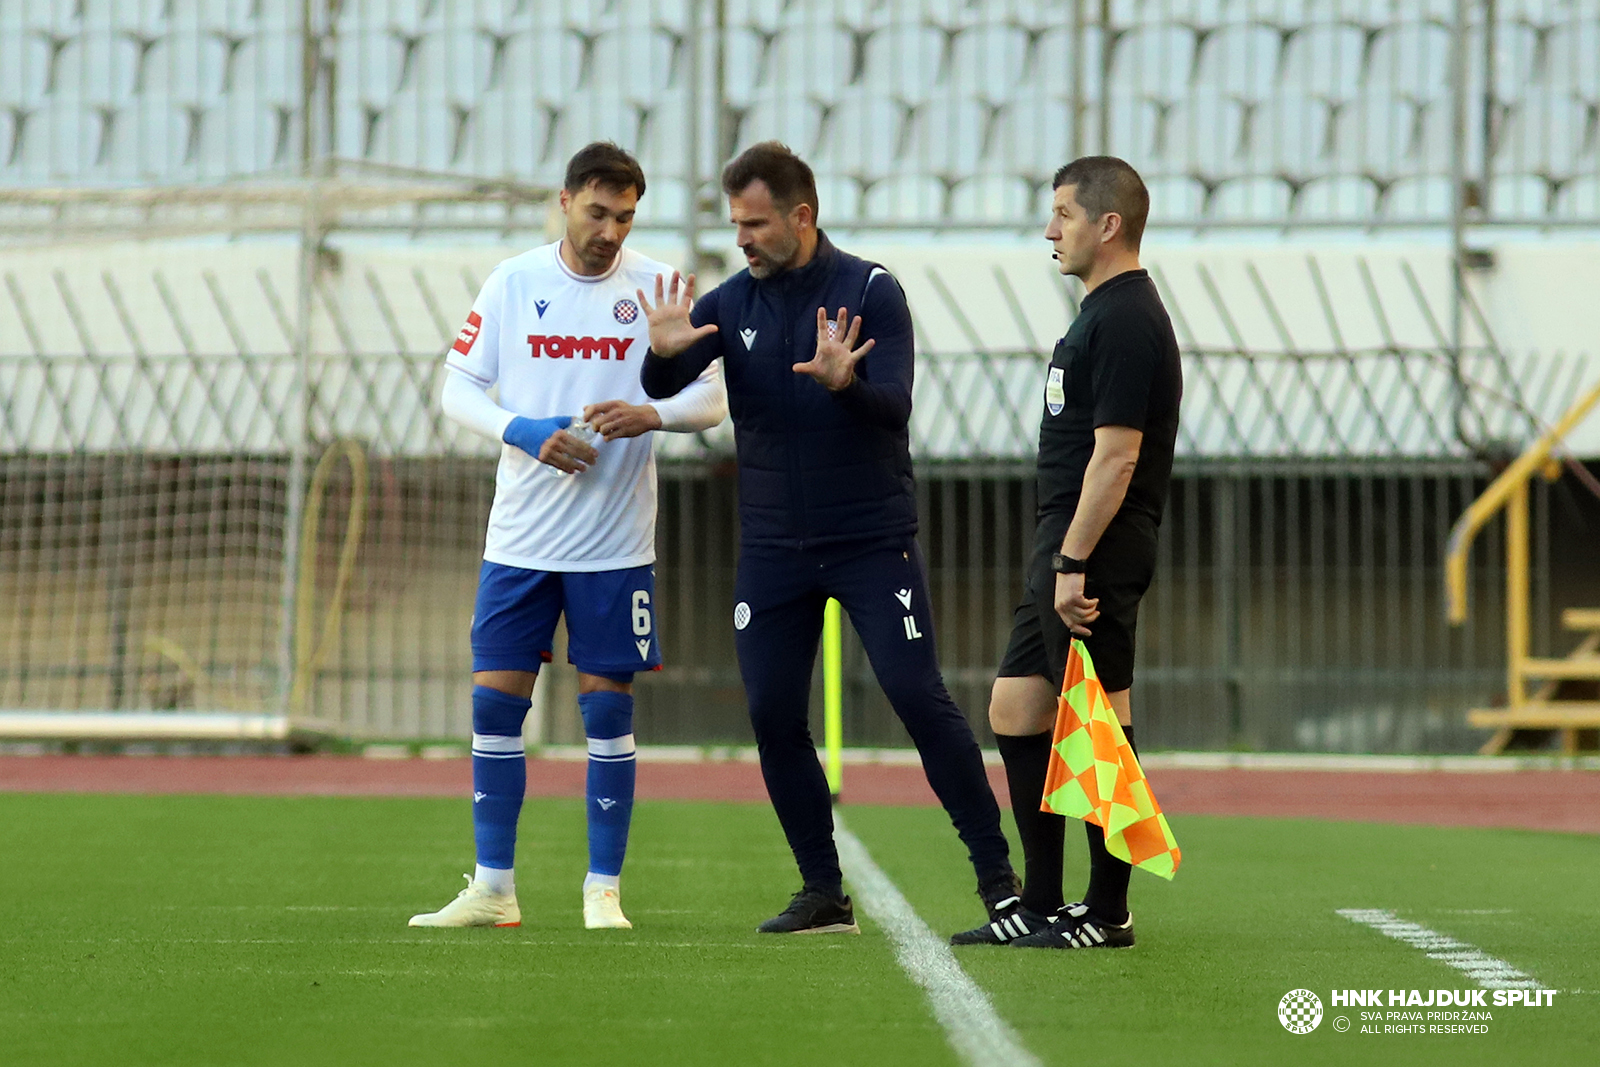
[
  {"xmin": 721, "ymin": 141, "xmax": 820, "ymax": 221},
  {"xmin": 1053, "ymin": 156, "xmax": 1149, "ymax": 250},
  {"xmin": 565, "ymin": 142, "xmax": 646, "ymax": 198}
]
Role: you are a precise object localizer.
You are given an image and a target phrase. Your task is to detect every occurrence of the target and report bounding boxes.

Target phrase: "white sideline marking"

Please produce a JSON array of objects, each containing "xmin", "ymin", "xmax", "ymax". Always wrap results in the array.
[
  {"xmin": 834, "ymin": 812, "xmax": 1040, "ymax": 1067},
  {"xmin": 1336, "ymin": 909, "xmax": 1545, "ymax": 990}
]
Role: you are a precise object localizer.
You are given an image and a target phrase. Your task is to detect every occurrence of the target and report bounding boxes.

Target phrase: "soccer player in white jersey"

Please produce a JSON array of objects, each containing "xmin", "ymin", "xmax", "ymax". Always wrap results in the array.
[{"xmin": 409, "ymin": 143, "xmax": 726, "ymax": 931}]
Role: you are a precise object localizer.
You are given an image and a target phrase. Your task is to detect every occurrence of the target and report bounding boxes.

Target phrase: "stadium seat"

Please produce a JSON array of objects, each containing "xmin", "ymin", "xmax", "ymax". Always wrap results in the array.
[
  {"xmin": 1107, "ymin": 24, "xmax": 1195, "ymax": 101},
  {"xmin": 1103, "ymin": 92, "xmax": 1168, "ymax": 169},
  {"xmin": 1553, "ymin": 175, "xmax": 1600, "ymax": 219},
  {"xmin": 1488, "ymin": 174, "xmax": 1551, "ymax": 220},
  {"xmin": 502, "ymin": 30, "xmax": 584, "ymax": 107},
  {"xmin": 1209, "ymin": 175, "xmax": 1292, "ymax": 221},
  {"xmin": 1294, "ymin": 175, "xmax": 1378, "ymax": 222},
  {"xmin": 818, "ymin": 95, "xmax": 901, "ymax": 179},
  {"xmin": 0, "ymin": 30, "xmax": 50, "ymax": 105},
  {"xmin": 1345, "ymin": 95, "xmax": 1451, "ymax": 182},
  {"xmin": 1167, "ymin": 93, "xmax": 1248, "ymax": 182},
  {"xmin": 1257, "ymin": 96, "xmax": 1335, "ymax": 178},
  {"xmin": 913, "ymin": 96, "xmax": 987, "ymax": 175},
  {"xmin": 991, "ymin": 94, "xmax": 1074, "ymax": 181},
  {"xmin": 723, "ymin": 25, "xmax": 779, "ymax": 105},
  {"xmin": 1547, "ymin": 17, "xmax": 1600, "ymax": 99},
  {"xmin": 1493, "ymin": 96, "xmax": 1595, "ymax": 181},
  {"xmin": 49, "ymin": 31, "xmax": 125, "ymax": 108},
  {"xmin": 949, "ymin": 174, "xmax": 1035, "ymax": 223},
  {"xmin": 1365, "ymin": 22, "xmax": 1452, "ymax": 103},
  {"xmin": 424, "ymin": 29, "xmax": 486, "ymax": 108},
  {"xmin": 767, "ymin": 22, "xmax": 856, "ymax": 102},
  {"xmin": 227, "ymin": 36, "xmax": 298, "ymax": 107},
  {"xmin": 1380, "ymin": 175, "xmax": 1455, "ymax": 221},
  {"xmin": 1278, "ymin": 23, "xmax": 1366, "ymax": 103},
  {"xmin": 949, "ymin": 22, "xmax": 1028, "ymax": 101},
  {"xmin": 863, "ymin": 23, "xmax": 947, "ymax": 103},
  {"xmin": 1491, "ymin": 18, "xmax": 1554, "ymax": 104},
  {"xmin": 861, "ymin": 173, "xmax": 947, "ymax": 223},
  {"xmin": 1143, "ymin": 174, "xmax": 1207, "ymax": 221},
  {"xmin": 635, "ymin": 177, "xmax": 689, "ymax": 225},
  {"xmin": 814, "ymin": 174, "xmax": 862, "ymax": 225},
  {"xmin": 742, "ymin": 96, "xmax": 826, "ymax": 160},
  {"xmin": 1032, "ymin": 25, "xmax": 1100, "ymax": 103},
  {"xmin": 592, "ymin": 27, "xmax": 680, "ymax": 106},
  {"xmin": 1191, "ymin": 23, "xmax": 1282, "ymax": 103}
]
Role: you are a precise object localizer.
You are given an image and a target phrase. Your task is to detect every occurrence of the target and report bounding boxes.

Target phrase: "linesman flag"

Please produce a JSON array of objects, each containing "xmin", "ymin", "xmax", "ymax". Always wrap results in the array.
[{"xmin": 1040, "ymin": 638, "xmax": 1181, "ymax": 880}]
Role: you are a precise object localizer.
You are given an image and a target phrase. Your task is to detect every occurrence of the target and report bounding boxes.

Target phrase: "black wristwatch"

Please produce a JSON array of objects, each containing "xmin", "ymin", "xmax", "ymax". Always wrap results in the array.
[{"xmin": 1050, "ymin": 552, "xmax": 1087, "ymax": 575}]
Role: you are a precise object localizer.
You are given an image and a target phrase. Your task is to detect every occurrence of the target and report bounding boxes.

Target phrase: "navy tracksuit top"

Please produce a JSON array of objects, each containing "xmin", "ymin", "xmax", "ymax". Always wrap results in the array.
[{"xmin": 640, "ymin": 233, "xmax": 918, "ymax": 548}]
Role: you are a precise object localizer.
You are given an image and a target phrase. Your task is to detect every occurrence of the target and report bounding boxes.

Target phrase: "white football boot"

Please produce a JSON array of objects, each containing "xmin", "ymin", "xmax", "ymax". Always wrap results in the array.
[
  {"xmin": 582, "ymin": 883, "xmax": 633, "ymax": 930},
  {"xmin": 408, "ymin": 874, "xmax": 521, "ymax": 928}
]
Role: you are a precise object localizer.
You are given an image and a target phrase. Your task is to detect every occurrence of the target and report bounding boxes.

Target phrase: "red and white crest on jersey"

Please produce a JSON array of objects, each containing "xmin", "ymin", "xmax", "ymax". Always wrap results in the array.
[{"xmin": 453, "ymin": 311, "xmax": 483, "ymax": 354}]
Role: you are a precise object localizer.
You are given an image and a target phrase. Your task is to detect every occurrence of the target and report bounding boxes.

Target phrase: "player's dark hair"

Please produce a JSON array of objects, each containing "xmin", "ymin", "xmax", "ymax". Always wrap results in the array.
[
  {"xmin": 1052, "ymin": 156, "xmax": 1149, "ymax": 250},
  {"xmin": 564, "ymin": 142, "xmax": 646, "ymax": 198},
  {"xmin": 720, "ymin": 141, "xmax": 820, "ymax": 222}
]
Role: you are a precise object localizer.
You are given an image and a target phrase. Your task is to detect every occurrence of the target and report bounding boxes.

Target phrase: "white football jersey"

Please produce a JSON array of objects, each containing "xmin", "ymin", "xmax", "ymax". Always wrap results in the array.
[{"xmin": 446, "ymin": 242, "xmax": 714, "ymax": 572}]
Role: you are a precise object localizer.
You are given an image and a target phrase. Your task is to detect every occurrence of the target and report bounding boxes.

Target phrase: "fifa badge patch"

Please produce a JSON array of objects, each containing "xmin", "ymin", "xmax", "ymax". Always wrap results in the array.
[
  {"xmin": 612, "ymin": 299, "xmax": 639, "ymax": 324},
  {"xmin": 1046, "ymin": 366, "xmax": 1066, "ymax": 416}
]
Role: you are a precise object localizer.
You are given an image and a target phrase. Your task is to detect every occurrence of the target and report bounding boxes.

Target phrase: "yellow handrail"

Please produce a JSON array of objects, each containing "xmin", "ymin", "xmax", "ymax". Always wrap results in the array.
[
  {"xmin": 1445, "ymin": 379, "xmax": 1600, "ymax": 624},
  {"xmin": 289, "ymin": 439, "xmax": 369, "ymax": 718}
]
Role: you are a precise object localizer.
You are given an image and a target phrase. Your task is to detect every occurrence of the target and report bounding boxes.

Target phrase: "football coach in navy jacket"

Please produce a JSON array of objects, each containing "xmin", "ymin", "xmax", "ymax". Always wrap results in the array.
[{"xmin": 639, "ymin": 142, "xmax": 1018, "ymax": 935}]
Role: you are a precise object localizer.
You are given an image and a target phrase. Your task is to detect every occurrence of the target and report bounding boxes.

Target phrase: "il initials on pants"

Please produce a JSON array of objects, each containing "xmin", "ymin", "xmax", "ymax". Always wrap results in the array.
[{"xmin": 902, "ymin": 615, "xmax": 923, "ymax": 640}]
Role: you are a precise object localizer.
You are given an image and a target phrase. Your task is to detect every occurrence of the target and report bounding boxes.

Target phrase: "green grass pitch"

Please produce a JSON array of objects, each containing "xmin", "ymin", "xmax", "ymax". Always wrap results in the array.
[{"xmin": 1, "ymin": 793, "xmax": 1595, "ymax": 1066}]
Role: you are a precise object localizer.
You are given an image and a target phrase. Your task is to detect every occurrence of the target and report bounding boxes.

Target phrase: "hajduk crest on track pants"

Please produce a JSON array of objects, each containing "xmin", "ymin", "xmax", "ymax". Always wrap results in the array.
[{"xmin": 1040, "ymin": 638, "xmax": 1182, "ymax": 880}]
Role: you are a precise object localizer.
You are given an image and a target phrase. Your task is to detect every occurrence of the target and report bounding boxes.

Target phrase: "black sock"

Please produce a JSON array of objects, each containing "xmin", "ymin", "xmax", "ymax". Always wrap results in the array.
[
  {"xmin": 994, "ymin": 731, "xmax": 1065, "ymax": 915},
  {"xmin": 1082, "ymin": 724, "xmax": 1135, "ymax": 925}
]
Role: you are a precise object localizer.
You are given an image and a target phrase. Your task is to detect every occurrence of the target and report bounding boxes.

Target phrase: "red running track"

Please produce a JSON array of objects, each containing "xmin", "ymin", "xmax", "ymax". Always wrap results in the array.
[{"xmin": 2, "ymin": 756, "xmax": 1598, "ymax": 834}]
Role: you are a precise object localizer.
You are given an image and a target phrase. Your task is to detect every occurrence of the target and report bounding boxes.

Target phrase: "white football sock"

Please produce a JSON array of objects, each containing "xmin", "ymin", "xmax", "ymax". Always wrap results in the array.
[
  {"xmin": 475, "ymin": 864, "xmax": 514, "ymax": 895},
  {"xmin": 583, "ymin": 872, "xmax": 620, "ymax": 892}
]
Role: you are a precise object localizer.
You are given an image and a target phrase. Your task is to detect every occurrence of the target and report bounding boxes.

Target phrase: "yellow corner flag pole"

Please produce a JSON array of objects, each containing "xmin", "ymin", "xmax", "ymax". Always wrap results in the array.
[{"xmin": 823, "ymin": 597, "xmax": 843, "ymax": 799}]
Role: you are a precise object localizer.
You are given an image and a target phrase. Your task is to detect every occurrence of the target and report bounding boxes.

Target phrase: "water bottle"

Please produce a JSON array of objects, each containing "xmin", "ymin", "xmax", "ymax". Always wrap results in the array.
[{"xmin": 552, "ymin": 412, "xmax": 598, "ymax": 477}]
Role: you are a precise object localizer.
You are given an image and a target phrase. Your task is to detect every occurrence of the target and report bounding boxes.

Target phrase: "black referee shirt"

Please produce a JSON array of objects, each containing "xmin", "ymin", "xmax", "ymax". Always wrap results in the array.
[{"xmin": 1035, "ymin": 268, "xmax": 1182, "ymax": 523}]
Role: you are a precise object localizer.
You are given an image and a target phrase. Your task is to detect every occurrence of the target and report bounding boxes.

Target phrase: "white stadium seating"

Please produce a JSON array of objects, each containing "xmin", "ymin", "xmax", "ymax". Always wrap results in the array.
[{"xmin": 0, "ymin": 0, "xmax": 1594, "ymax": 227}]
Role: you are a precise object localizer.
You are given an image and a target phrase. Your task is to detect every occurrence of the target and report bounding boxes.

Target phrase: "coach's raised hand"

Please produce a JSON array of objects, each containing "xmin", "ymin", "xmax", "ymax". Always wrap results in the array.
[
  {"xmin": 638, "ymin": 271, "xmax": 717, "ymax": 358},
  {"xmin": 792, "ymin": 306, "xmax": 875, "ymax": 391}
]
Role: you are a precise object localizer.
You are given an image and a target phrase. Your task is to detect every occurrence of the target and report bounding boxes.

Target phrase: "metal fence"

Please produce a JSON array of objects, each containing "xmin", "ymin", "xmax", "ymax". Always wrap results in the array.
[
  {"xmin": 2, "ymin": 236, "xmax": 1594, "ymax": 752},
  {"xmin": 3, "ymin": 0, "xmax": 1599, "ymax": 230},
  {"xmin": 3, "ymin": 0, "xmax": 1598, "ymax": 753}
]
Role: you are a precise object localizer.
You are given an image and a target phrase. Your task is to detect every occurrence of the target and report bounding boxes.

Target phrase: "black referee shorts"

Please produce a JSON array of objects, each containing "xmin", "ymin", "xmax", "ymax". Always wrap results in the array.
[{"xmin": 998, "ymin": 510, "xmax": 1159, "ymax": 693}]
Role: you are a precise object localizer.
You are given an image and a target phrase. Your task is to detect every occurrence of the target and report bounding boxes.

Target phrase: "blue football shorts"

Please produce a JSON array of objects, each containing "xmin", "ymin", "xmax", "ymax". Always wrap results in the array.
[{"xmin": 470, "ymin": 560, "xmax": 662, "ymax": 676}]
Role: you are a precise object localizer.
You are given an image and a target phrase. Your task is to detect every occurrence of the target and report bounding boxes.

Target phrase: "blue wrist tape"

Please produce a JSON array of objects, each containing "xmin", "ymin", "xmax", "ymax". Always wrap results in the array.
[{"xmin": 502, "ymin": 415, "xmax": 571, "ymax": 456}]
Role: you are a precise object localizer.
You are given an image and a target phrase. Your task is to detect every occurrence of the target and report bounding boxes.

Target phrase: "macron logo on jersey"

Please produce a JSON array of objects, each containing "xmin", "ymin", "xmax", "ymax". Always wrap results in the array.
[
  {"xmin": 527, "ymin": 335, "xmax": 635, "ymax": 361},
  {"xmin": 453, "ymin": 311, "xmax": 482, "ymax": 354}
]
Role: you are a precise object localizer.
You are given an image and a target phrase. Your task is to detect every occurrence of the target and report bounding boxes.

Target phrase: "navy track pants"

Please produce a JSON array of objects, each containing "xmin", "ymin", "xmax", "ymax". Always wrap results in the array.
[{"xmin": 733, "ymin": 536, "xmax": 1012, "ymax": 891}]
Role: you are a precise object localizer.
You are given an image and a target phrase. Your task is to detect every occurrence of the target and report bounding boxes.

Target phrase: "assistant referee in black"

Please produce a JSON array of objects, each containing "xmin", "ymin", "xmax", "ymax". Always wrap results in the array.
[{"xmin": 952, "ymin": 157, "xmax": 1182, "ymax": 950}]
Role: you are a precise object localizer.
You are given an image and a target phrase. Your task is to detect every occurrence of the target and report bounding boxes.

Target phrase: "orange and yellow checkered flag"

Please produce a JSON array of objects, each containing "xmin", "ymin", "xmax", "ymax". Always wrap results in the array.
[{"xmin": 1040, "ymin": 638, "xmax": 1181, "ymax": 880}]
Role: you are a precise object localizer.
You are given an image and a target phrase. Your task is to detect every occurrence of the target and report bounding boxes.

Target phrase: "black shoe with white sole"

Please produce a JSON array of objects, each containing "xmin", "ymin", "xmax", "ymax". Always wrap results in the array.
[
  {"xmin": 756, "ymin": 887, "xmax": 861, "ymax": 934},
  {"xmin": 948, "ymin": 870, "xmax": 1037, "ymax": 945},
  {"xmin": 949, "ymin": 904, "xmax": 1055, "ymax": 945},
  {"xmin": 1010, "ymin": 902, "xmax": 1135, "ymax": 949}
]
